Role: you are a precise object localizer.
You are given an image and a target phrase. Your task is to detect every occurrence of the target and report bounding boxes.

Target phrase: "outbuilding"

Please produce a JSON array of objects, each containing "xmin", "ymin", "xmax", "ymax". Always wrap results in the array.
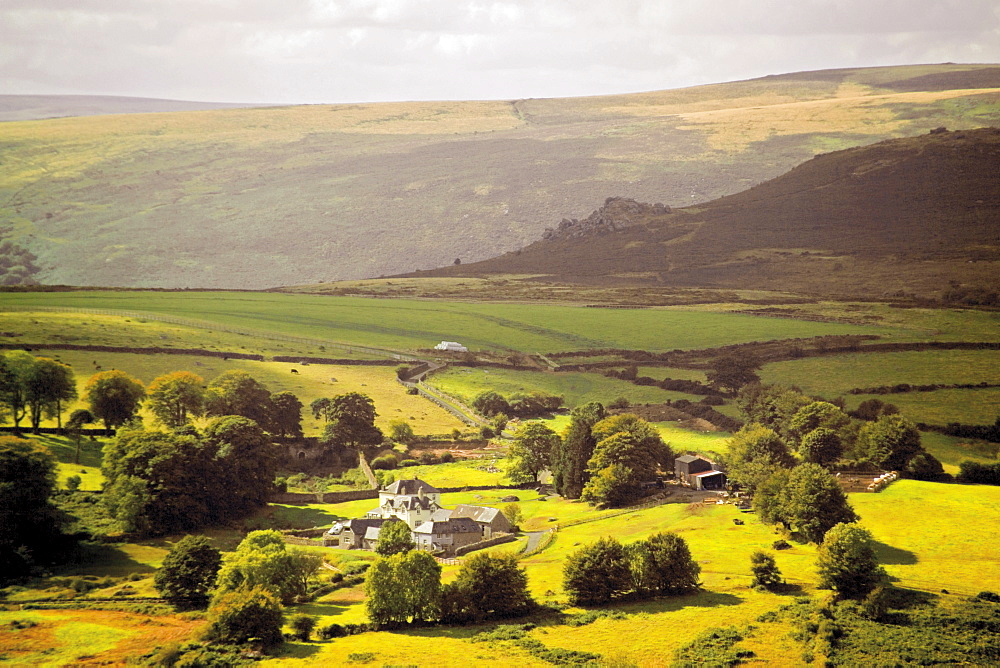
[{"xmin": 675, "ymin": 454, "xmax": 727, "ymax": 490}]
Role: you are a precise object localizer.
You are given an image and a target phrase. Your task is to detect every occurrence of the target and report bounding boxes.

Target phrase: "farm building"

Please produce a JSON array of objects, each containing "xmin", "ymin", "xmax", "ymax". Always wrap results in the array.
[
  {"xmin": 675, "ymin": 454, "xmax": 727, "ymax": 490},
  {"xmin": 434, "ymin": 341, "xmax": 468, "ymax": 352}
]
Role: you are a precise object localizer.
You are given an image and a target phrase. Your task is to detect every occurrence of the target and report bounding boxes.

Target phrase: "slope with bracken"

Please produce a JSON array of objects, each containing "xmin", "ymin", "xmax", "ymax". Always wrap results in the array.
[
  {"xmin": 409, "ymin": 127, "xmax": 1000, "ymax": 300},
  {"xmin": 1, "ymin": 64, "xmax": 999, "ymax": 289}
]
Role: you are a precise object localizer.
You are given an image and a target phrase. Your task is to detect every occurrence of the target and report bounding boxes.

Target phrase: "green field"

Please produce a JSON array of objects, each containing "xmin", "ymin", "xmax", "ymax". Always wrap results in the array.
[{"xmin": 0, "ymin": 291, "xmax": 893, "ymax": 353}]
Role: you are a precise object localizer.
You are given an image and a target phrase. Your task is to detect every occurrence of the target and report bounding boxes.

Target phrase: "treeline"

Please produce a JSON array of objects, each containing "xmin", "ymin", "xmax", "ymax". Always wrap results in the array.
[
  {"xmin": 471, "ymin": 390, "xmax": 564, "ymax": 420},
  {"xmin": 849, "ymin": 381, "xmax": 1000, "ymax": 395},
  {"xmin": 918, "ymin": 418, "xmax": 1000, "ymax": 444}
]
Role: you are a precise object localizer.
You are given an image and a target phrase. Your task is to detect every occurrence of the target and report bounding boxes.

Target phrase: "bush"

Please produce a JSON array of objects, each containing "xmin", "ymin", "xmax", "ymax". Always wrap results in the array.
[
  {"xmin": 203, "ymin": 586, "xmax": 284, "ymax": 648},
  {"xmin": 342, "ymin": 561, "xmax": 370, "ymax": 575},
  {"xmin": 439, "ymin": 452, "xmax": 454, "ymax": 463},
  {"xmin": 370, "ymin": 455, "xmax": 398, "ymax": 470},
  {"xmin": 289, "ymin": 614, "xmax": 316, "ymax": 641},
  {"xmin": 399, "ymin": 459, "xmax": 420, "ymax": 467},
  {"xmin": 317, "ymin": 622, "xmax": 346, "ymax": 639}
]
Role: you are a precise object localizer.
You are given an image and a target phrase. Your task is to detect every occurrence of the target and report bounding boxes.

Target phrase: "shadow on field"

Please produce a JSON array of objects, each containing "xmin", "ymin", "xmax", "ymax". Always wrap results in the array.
[
  {"xmin": 275, "ymin": 642, "xmax": 323, "ymax": 659},
  {"xmin": 874, "ymin": 541, "xmax": 918, "ymax": 565},
  {"xmin": 268, "ymin": 504, "xmax": 341, "ymax": 529}
]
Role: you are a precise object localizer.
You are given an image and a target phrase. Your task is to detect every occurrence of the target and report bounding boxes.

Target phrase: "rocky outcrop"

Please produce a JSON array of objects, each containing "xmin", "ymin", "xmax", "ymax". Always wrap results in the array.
[{"xmin": 542, "ymin": 197, "xmax": 670, "ymax": 242}]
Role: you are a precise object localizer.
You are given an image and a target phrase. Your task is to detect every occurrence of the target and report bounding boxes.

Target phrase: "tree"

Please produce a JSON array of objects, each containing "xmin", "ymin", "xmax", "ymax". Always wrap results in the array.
[
  {"xmin": 799, "ymin": 427, "xmax": 843, "ymax": 466},
  {"xmin": 725, "ymin": 423, "xmax": 795, "ymax": 494},
  {"xmin": 628, "ymin": 531, "xmax": 700, "ymax": 596},
  {"xmin": 319, "ymin": 392, "xmax": 383, "ymax": 451},
  {"xmin": 365, "ymin": 550, "xmax": 441, "ymax": 628},
  {"xmin": 101, "ymin": 428, "xmax": 215, "ymax": 535},
  {"xmin": 782, "ymin": 463, "xmax": 858, "ymax": 543},
  {"xmin": 736, "ymin": 384, "xmax": 811, "ymax": 437},
  {"xmin": 289, "ymin": 614, "xmax": 317, "ymax": 641},
  {"xmin": 24, "ymin": 357, "xmax": 77, "ymax": 431},
  {"xmin": 0, "ymin": 351, "xmax": 34, "ymax": 428},
  {"xmin": 553, "ymin": 402, "xmax": 606, "ymax": 499},
  {"xmin": 749, "ymin": 550, "xmax": 782, "ymax": 590},
  {"xmin": 270, "ymin": 391, "xmax": 303, "ymax": 439},
  {"xmin": 563, "ymin": 537, "xmax": 631, "ymax": 605},
  {"xmin": 154, "ymin": 535, "xmax": 222, "ymax": 609},
  {"xmin": 507, "ymin": 421, "xmax": 559, "ymax": 484},
  {"xmin": 215, "ymin": 530, "xmax": 321, "ymax": 605},
  {"xmin": 472, "ymin": 391, "xmax": 511, "ymax": 418},
  {"xmin": 374, "ymin": 519, "xmax": 415, "ymax": 556},
  {"xmin": 788, "ymin": 401, "xmax": 850, "ymax": 442},
  {"xmin": 816, "ymin": 523, "xmax": 886, "ymax": 599},
  {"xmin": 203, "ymin": 415, "xmax": 279, "ymax": 518},
  {"xmin": 204, "ymin": 586, "xmax": 284, "ymax": 647},
  {"xmin": 857, "ymin": 414, "xmax": 923, "ymax": 470},
  {"xmin": 849, "ymin": 398, "xmax": 899, "ymax": 421},
  {"xmin": 0, "ymin": 437, "xmax": 69, "ymax": 583},
  {"xmin": 501, "ymin": 502, "xmax": 523, "ymax": 528},
  {"xmin": 388, "ymin": 419, "xmax": 417, "ymax": 445},
  {"xmin": 583, "ymin": 415, "xmax": 673, "ymax": 506},
  {"xmin": 905, "ymin": 451, "xmax": 949, "ymax": 481},
  {"xmin": 451, "ymin": 552, "xmax": 534, "ymax": 621},
  {"xmin": 84, "ymin": 369, "xmax": 146, "ymax": 429},
  {"xmin": 66, "ymin": 408, "xmax": 95, "ymax": 464},
  {"xmin": 707, "ymin": 352, "xmax": 761, "ymax": 393},
  {"xmin": 146, "ymin": 371, "xmax": 205, "ymax": 428},
  {"xmin": 205, "ymin": 371, "xmax": 274, "ymax": 431}
]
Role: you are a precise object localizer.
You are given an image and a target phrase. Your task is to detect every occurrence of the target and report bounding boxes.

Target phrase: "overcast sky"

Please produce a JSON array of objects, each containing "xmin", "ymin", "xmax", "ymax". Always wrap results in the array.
[{"xmin": 3, "ymin": 0, "xmax": 999, "ymax": 104}]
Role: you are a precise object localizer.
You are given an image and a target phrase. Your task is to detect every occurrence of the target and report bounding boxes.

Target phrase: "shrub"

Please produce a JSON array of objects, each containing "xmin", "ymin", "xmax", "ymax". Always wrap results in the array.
[
  {"xmin": 203, "ymin": 586, "xmax": 284, "ymax": 647},
  {"xmin": 370, "ymin": 455, "xmax": 397, "ymax": 470},
  {"xmin": 399, "ymin": 459, "xmax": 419, "ymax": 467},
  {"xmin": 289, "ymin": 614, "xmax": 317, "ymax": 641},
  {"xmin": 317, "ymin": 622, "xmax": 346, "ymax": 639},
  {"xmin": 439, "ymin": 452, "xmax": 454, "ymax": 463}
]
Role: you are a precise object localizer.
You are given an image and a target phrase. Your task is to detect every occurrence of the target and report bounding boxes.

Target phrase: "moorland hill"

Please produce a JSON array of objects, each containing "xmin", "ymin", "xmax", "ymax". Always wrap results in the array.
[
  {"xmin": 1, "ymin": 63, "xmax": 999, "ymax": 289},
  {"xmin": 0, "ymin": 95, "xmax": 268, "ymax": 122},
  {"xmin": 409, "ymin": 128, "xmax": 1000, "ymax": 300}
]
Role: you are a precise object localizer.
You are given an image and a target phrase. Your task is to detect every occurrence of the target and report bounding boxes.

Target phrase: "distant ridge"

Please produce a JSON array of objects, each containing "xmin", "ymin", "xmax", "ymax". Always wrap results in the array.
[
  {"xmin": 409, "ymin": 128, "xmax": 1000, "ymax": 300},
  {"xmin": 0, "ymin": 95, "xmax": 275, "ymax": 122}
]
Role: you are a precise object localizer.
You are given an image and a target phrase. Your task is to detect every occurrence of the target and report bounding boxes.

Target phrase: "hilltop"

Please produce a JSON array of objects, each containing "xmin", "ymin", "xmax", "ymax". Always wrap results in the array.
[
  {"xmin": 405, "ymin": 128, "xmax": 1000, "ymax": 300},
  {"xmin": 1, "ymin": 63, "xmax": 999, "ymax": 289},
  {"xmin": 0, "ymin": 95, "xmax": 270, "ymax": 122}
]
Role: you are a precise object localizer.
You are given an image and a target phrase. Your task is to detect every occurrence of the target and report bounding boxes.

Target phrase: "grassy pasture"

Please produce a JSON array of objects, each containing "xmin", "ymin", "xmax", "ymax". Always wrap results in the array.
[{"xmin": 1, "ymin": 291, "xmax": 893, "ymax": 353}]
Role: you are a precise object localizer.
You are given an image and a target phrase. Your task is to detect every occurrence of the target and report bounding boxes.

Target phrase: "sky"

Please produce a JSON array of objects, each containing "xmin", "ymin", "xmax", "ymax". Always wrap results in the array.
[{"xmin": 3, "ymin": 0, "xmax": 1000, "ymax": 104}]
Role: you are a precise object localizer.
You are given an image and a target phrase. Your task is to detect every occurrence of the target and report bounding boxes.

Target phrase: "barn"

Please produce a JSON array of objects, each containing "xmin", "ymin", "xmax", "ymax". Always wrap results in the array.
[{"xmin": 675, "ymin": 454, "xmax": 727, "ymax": 490}]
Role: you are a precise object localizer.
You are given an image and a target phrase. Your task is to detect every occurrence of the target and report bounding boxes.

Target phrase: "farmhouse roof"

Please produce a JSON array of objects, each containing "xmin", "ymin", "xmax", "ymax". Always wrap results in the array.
[
  {"xmin": 413, "ymin": 517, "xmax": 481, "ymax": 535},
  {"xmin": 452, "ymin": 504, "xmax": 503, "ymax": 523},
  {"xmin": 676, "ymin": 454, "xmax": 707, "ymax": 464},
  {"xmin": 383, "ymin": 478, "xmax": 440, "ymax": 496}
]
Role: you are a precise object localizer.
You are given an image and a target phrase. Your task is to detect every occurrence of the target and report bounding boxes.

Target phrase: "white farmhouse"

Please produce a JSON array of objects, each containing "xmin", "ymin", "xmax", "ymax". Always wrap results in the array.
[{"xmin": 434, "ymin": 341, "xmax": 468, "ymax": 352}]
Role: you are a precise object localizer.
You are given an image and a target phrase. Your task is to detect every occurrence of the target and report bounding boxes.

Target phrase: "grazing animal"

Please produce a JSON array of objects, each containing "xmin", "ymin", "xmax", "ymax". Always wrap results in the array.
[{"xmin": 290, "ymin": 369, "xmax": 299, "ymax": 374}]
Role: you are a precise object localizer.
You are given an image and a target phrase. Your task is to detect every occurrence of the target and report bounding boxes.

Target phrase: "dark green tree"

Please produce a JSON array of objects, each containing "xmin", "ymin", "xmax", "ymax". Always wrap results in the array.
[
  {"xmin": 0, "ymin": 351, "xmax": 34, "ymax": 428},
  {"xmin": 581, "ymin": 462, "xmax": 638, "ymax": 508},
  {"xmin": 553, "ymin": 402, "xmax": 606, "ymax": 499},
  {"xmin": 374, "ymin": 519, "xmax": 415, "ymax": 557},
  {"xmin": 563, "ymin": 537, "xmax": 631, "ymax": 606},
  {"xmin": 204, "ymin": 371, "xmax": 275, "ymax": 431},
  {"xmin": 816, "ymin": 523, "xmax": 886, "ymax": 599},
  {"xmin": 66, "ymin": 408, "xmax": 95, "ymax": 465},
  {"xmin": 154, "ymin": 535, "xmax": 222, "ymax": 609},
  {"xmin": 84, "ymin": 369, "xmax": 146, "ymax": 429},
  {"xmin": 289, "ymin": 614, "xmax": 317, "ymax": 641},
  {"xmin": 736, "ymin": 384, "xmax": 811, "ymax": 437},
  {"xmin": 472, "ymin": 390, "xmax": 511, "ymax": 418},
  {"xmin": 799, "ymin": 427, "xmax": 844, "ymax": 466},
  {"xmin": 857, "ymin": 414, "xmax": 923, "ymax": 470},
  {"xmin": 450, "ymin": 552, "xmax": 534, "ymax": 621},
  {"xmin": 270, "ymin": 391, "xmax": 303, "ymax": 439},
  {"xmin": 146, "ymin": 371, "xmax": 205, "ymax": 428},
  {"xmin": 788, "ymin": 401, "xmax": 850, "ymax": 442},
  {"xmin": 707, "ymin": 352, "xmax": 761, "ymax": 393},
  {"xmin": 507, "ymin": 421, "xmax": 560, "ymax": 484},
  {"xmin": 0, "ymin": 437, "xmax": 69, "ymax": 583},
  {"xmin": 24, "ymin": 357, "xmax": 77, "ymax": 431},
  {"xmin": 725, "ymin": 423, "xmax": 795, "ymax": 493},
  {"xmin": 905, "ymin": 451, "xmax": 949, "ymax": 481},
  {"xmin": 782, "ymin": 463, "xmax": 858, "ymax": 543},
  {"xmin": 320, "ymin": 392, "xmax": 383, "ymax": 451},
  {"xmin": 204, "ymin": 415, "xmax": 279, "ymax": 518},
  {"xmin": 204, "ymin": 586, "xmax": 284, "ymax": 647},
  {"xmin": 749, "ymin": 550, "xmax": 782, "ymax": 590},
  {"xmin": 628, "ymin": 531, "xmax": 701, "ymax": 596}
]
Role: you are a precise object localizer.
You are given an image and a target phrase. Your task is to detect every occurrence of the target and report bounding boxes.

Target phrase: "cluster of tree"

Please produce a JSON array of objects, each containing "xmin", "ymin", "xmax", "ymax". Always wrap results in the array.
[
  {"xmin": 605, "ymin": 366, "xmax": 723, "ymax": 397},
  {"xmin": 153, "ymin": 530, "xmax": 322, "ymax": 650},
  {"xmin": 563, "ymin": 531, "xmax": 700, "ymax": 606},
  {"xmin": 101, "ymin": 416, "xmax": 279, "ymax": 535},
  {"xmin": 472, "ymin": 390, "xmax": 564, "ymax": 419},
  {"xmin": 365, "ymin": 548, "xmax": 533, "ymax": 629},
  {"xmin": 922, "ymin": 416, "xmax": 1000, "ymax": 444},
  {"xmin": 0, "ymin": 352, "xmax": 77, "ymax": 431},
  {"xmin": 955, "ymin": 460, "xmax": 1000, "ymax": 486},
  {"xmin": 733, "ymin": 384, "xmax": 944, "ymax": 480},
  {"xmin": 508, "ymin": 404, "xmax": 672, "ymax": 507},
  {"xmin": 0, "ymin": 437, "xmax": 73, "ymax": 583}
]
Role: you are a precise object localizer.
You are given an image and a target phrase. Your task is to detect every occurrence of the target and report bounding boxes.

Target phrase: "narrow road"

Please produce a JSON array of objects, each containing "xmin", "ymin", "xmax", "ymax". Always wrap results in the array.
[{"xmin": 524, "ymin": 531, "xmax": 546, "ymax": 554}]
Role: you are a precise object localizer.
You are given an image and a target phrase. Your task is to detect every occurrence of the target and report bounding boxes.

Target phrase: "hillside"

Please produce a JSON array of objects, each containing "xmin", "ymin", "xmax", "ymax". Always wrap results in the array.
[
  {"xmin": 408, "ymin": 127, "xmax": 1000, "ymax": 300},
  {"xmin": 1, "ymin": 64, "xmax": 999, "ymax": 289},
  {"xmin": 0, "ymin": 95, "xmax": 268, "ymax": 122}
]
